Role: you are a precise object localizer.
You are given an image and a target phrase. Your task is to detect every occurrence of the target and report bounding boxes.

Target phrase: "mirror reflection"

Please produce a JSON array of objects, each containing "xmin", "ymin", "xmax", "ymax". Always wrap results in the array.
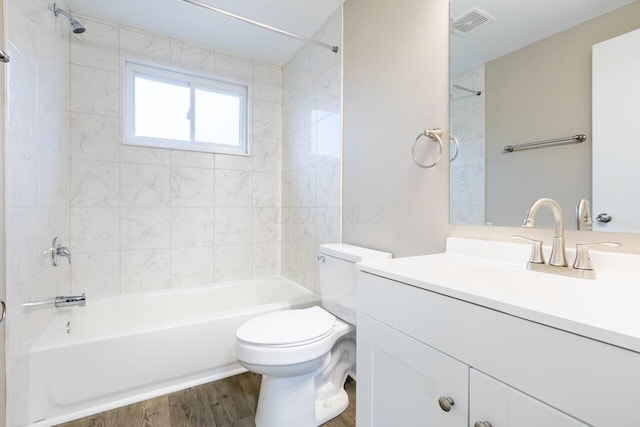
[{"xmin": 450, "ymin": 0, "xmax": 640, "ymax": 232}]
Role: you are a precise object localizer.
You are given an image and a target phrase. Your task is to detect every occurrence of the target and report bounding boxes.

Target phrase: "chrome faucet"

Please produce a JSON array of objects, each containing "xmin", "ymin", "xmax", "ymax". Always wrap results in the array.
[
  {"xmin": 54, "ymin": 294, "xmax": 86, "ymax": 308},
  {"xmin": 522, "ymin": 198, "xmax": 567, "ymax": 267},
  {"xmin": 519, "ymin": 198, "xmax": 621, "ymax": 279},
  {"xmin": 43, "ymin": 237, "xmax": 72, "ymax": 266},
  {"xmin": 576, "ymin": 199, "xmax": 593, "ymax": 231}
]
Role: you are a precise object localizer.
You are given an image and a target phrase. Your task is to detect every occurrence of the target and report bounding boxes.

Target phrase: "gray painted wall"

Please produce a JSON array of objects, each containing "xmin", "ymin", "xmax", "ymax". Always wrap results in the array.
[
  {"xmin": 342, "ymin": 0, "xmax": 450, "ymax": 257},
  {"xmin": 485, "ymin": 1, "xmax": 640, "ymax": 229}
]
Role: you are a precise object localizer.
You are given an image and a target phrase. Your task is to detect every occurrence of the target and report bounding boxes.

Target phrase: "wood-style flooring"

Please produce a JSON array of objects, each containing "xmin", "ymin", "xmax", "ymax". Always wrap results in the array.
[{"xmin": 56, "ymin": 372, "xmax": 356, "ymax": 427}]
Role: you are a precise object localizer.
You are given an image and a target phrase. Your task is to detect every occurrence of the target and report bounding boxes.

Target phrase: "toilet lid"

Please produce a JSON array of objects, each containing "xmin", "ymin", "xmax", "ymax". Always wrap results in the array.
[{"xmin": 236, "ymin": 306, "xmax": 336, "ymax": 347}]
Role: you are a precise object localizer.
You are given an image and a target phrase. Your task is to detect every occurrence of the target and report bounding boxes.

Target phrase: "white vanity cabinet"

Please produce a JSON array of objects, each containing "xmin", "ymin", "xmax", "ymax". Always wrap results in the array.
[
  {"xmin": 357, "ymin": 314, "xmax": 468, "ymax": 427},
  {"xmin": 469, "ymin": 370, "xmax": 587, "ymax": 427},
  {"xmin": 356, "ymin": 269, "xmax": 640, "ymax": 427}
]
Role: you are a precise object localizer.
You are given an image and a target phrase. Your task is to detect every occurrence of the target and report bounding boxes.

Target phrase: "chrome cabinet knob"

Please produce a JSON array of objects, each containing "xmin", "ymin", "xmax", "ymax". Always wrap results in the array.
[
  {"xmin": 474, "ymin": 422, "xmax": 493, "ymax": 427},
  {"xmin": 438, "ymin": 396, "xmax": 455, "ymax": 412},
  {"xmin": 596, "ymin": 213, "xmax": 612, "ymax": 223}
]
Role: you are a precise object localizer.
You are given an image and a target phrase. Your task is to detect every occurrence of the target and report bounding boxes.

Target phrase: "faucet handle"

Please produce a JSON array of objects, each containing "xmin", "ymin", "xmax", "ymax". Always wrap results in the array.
[
  {"xmin": 573, "ymin": 242, "xmax": 622, "ymax": 270},
  {"xmin": 512, "ymin": 235, "xmax": 545, "ymax": 264}
]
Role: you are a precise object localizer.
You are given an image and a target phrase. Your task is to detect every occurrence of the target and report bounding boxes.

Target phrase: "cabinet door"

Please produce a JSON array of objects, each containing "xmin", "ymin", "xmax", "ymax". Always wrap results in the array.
[
  {"xmin": 469, "ymin": 369, "xmax": 588, "ymax": 427},
  {"xmin": 357, "ymin": 314, "xmax": 468, "ymax": 427}
]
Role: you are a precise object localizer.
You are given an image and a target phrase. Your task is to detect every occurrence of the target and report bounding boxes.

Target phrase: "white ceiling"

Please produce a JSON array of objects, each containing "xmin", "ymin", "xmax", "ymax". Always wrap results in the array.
[
  {"xmin": 65, "ymin": 0, "xmax": 344, "ymax": 66},
  {"xmin": 451, "ymin": 0, "xmax": 638, "ymax": 75},
  {"xmin": 64, "ymin": 0, "xmax": 637, "ymax": 70}
]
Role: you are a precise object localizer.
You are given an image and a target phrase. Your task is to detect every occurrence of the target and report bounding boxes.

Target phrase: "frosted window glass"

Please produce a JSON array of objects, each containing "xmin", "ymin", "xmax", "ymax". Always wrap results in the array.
[
  {"xmin": 195, "ymin": 88, "xmax": 241, "ymax": 146},
  {"xmin": 134, "ymin": 76, "xmax": 190, "ymax": 141}
]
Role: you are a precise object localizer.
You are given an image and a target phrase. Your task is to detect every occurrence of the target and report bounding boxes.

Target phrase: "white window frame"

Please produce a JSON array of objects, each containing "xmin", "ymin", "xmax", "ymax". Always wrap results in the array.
[{"xmin": 124, "ymin": 60, "xmax": 250, "ymax": 156}]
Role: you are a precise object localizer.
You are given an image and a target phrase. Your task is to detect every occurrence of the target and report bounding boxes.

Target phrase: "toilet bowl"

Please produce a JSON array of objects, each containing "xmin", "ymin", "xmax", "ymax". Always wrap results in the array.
[{"xmin": 235, "ymin": 243, "xmax": 392, "ymax": 427}]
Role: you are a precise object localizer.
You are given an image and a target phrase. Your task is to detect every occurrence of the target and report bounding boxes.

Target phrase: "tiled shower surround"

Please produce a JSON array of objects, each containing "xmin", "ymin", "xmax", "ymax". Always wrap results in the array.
[
  {"xmin": 5, "ymin": 1, "xmax": 342, "ymax": 425},
  {"xmin": 450, "ymin": 65, "xmax": 485, "ymax": 225},
  {"xmin": 69, "ymin": 16, "xmax": 284, "ymax": 295},
  {"xmin": 281, "ymin": 10, "xmax": 343, "ymax": 293}
]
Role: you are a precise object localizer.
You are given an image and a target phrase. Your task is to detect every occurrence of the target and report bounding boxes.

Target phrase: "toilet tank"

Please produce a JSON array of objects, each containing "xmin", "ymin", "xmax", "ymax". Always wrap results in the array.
[{"xmin": 318, "ymin": 243, "xmax": 392, "ymax": 325}]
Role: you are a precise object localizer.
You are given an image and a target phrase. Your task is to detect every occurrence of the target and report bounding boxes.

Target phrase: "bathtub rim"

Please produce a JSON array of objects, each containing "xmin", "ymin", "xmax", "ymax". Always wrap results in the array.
[{"xmin": 31, "ymin": 276, "xmax": 320, "ymax": 351}]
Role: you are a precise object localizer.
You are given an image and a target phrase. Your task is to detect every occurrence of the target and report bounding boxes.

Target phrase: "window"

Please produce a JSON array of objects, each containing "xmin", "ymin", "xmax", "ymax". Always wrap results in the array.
[{"xmin": 124, "ymin": 61, "xmax": 249, "ymax": 155}]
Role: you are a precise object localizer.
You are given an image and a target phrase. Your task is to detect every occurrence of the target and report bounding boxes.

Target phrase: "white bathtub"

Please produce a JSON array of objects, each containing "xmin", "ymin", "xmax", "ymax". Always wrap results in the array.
[{"xmin": 29, "ymin": 276, "xmax": 319, "ymax": 426}]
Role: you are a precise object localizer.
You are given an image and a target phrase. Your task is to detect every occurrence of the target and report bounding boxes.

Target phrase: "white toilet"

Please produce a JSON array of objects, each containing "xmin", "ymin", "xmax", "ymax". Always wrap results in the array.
[{"xmin": 235, "ymin": 243, "xmax": 392, "ymax": 427}]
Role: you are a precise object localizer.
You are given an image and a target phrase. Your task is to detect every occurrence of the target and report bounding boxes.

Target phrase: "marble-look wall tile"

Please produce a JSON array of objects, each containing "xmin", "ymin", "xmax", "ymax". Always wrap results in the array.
[
  {"xmin": 214, "ymin": 53, "xmax": 253, "ymax": 84},
  {"xmin": 214, "ymin": 244, "xmax": 253, "ymax": 282},
  {"xmin": 254, "ymin": 242, "xmax": 281, "ymax": 277},
  {"xmin": 37, "ymin": 150, "xmax": 70, "ymax": 208},
  {"xmin": 171, "ymin": 150, "xmax": 215, "ymax": 169},
  {"xmin": 71, "ymin": 252, "xmax": 120, "ymax": 297},
  {"xmin": 170, "ymin": 246, "xmax": 215, "ymax": 287},
  {"xmin": 280, "ymin": 208, "xmax": 294, "ymax": 243},
  {"xmin": 70, "ymin": 160, "xmax": 119, "ymax": 207},
  {"xmin": 215, "ymin": 208, "xmax": 253, "ymax": 245},
  {"xmin": 294, "ymin": 208, "xmax": 316, "ymax": 249},
  {"xmin": 70, "ymin": 16, "xmax": 120, "ymax": 71},
  {"xmin": 316, "ymin": 160, "xmax": 341, "ymax": 208},
  {"xmin": 120, "ymin": 249, "xmax": 171, "ymax": 293},
  {"xmin": 215, "ymin": 170, "xmax": 252, "ymax": 207},
  {"xmin": 316, "ymin": 63, "xmax": 341, "ymax": 121},
  {"xmin": 70, "ymin": 113, "xmax": 120, "ymax": 162},
  {"xmin": 252, "ymin": 137, "xmax": 282, "ymax": 173},
  {"xmin": 6, "ymin": 125, "xmax": 38, "ymax": 208},
  {"xmin": 281, "ymin": 8, "xmax": 342, "ymax": 293},
  {"xmin": 253, "ymin": 172, "xmax": 281, "ymax": 208},
  {"xmin": 119, "ymin": 27, "xmax": 171, "ymax": 66},
  {"xmin": 121, "ymin": 163, "xmax": 171, "ymax": 207},
  {"xmin": 170, "ymin": 39, "xmax": 215, "ymax": 75},
  {"xmin": 253, "ymin": 63, "xmax": 283, "ymax": 104},
  {"xmin": 121, "ymin": 207, "xmax": 170, "ymax": 250},
  {"xmin": 6, "ymin": 0, "xmax": 73, "ymax": 423},
  {"xmin": 38, "ymin": 59, "xmax": 70, "ymax": 113},
  {"xmin": 38, "ymin": 105, "xmax": 70, "ymax": 154},
  {"xmin": 215, "ymin": 153, "xmax": 252, "ymax": 171},
  {"xmin": 280, "ymin": 242, "xmax": 297, "ymax": 281},
  {"xmin": 120, "ymin": 145, "xmax": 171, "ymax": 165},
  {"xmin": 170, "ymin": 167, "xmax": 215, "ymax": 208},
  {"xmin": 70, "ymin": 207, "xmax": 120, "ymax": 253},
  {"xmin": 451, "ymin": 65, "xmax": 486, "ymax": 225},
  {"xmin": 6, "ymin": 209, "xmax": 38, "ymax": 288},
  {"xmin": 70, "ymin": 64, "xmax": 120, "ymax": 117},
  {"xmin": 316, "ymin": 113, "xmax": 341, "ymax": 162},
  {"xmin": 171, "ymin": 208, "xmax": 215, "ymax": 247},
  {"xmin": 253, "ymin": 100, "xmax": 283, "ymax": 139},
  {"xmin": 316, "ymin": 208, "xmax": 341, "ymax": 246},
  {"xmin": 63, "ymin": 16, "xmax": 285, "ymax": 300},
  {"xmin": 254, "ymin": 208, "xmax": 281, "ymax": 243},
  {"xmin": 296, "ymin": 246, "xmax": 319, "ymax": 293}
]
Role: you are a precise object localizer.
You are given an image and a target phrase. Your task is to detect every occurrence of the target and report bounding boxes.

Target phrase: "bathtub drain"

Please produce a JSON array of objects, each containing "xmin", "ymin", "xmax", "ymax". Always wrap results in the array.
[{"xmin": 65, "ymin": 321, "xmax": 71, "ymax": 334}]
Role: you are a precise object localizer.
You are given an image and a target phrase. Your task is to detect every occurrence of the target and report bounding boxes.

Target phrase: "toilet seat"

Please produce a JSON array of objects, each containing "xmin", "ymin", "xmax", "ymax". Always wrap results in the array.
[
  {"xmin": 236, "ymin": 306, "xmax": 336, "ymax": 348},
  {"xmin": 235, "ymin": 307, "xmax": 353, "ymax": 367}
]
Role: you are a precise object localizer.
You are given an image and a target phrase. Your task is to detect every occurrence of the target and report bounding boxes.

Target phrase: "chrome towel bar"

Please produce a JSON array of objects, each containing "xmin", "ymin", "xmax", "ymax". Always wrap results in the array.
[{"xmin": 504, "ymin": 134, "xmax": 587, "ymax": 153}]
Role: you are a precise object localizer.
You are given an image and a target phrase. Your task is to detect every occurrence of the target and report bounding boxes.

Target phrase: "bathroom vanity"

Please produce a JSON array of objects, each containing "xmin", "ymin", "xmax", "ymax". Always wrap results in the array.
[{"xmin": 356, "ymin": 238, "xmax": 640, "ymax": 427}]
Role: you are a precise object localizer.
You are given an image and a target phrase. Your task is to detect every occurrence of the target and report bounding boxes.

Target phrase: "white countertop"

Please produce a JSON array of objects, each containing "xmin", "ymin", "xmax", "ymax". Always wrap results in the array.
[{"xmin": 357, "ymin": 238, "xmax": 640, "ymax": 353}]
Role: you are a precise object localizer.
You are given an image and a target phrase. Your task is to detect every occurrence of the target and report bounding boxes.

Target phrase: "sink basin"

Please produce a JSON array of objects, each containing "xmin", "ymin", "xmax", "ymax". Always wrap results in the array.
[{"xmin": 357, "ymin": 237, "xmax": 640, "ymax": 353}]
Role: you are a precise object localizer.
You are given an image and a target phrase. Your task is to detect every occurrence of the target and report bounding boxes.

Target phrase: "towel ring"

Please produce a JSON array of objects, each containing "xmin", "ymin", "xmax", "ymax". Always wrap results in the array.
[
  {"xmin": 412, "ymin": 128, "xmax": 443, "ymax": 169},
  {"xmin": 449, "ymin": 135, "xmax": 460, "ymax": 163}
]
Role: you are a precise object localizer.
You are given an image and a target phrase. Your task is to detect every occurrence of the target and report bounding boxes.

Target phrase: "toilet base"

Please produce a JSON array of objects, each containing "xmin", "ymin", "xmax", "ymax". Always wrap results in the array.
[
  {"xmin": 255, "ymin": 371, "xmax": 317, "ymax": 427},
  {"xmin": 316, "ymin": 387, "xmax": 349, "ymax": 425}
]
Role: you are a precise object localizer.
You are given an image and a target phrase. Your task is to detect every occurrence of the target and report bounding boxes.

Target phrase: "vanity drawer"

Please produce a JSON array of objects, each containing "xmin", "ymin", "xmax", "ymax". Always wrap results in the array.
[{"xmin": 358, "ymin": 271, "xmax": 640, "ymax": 427}]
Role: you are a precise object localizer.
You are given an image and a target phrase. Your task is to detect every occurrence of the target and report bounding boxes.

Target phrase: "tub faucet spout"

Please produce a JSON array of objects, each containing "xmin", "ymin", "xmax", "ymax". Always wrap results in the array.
[
  {"xmin": 55, "ymin": 293, "xmax": 86, "ymax": 308},
  {"xmin": 522, "ymin": 198, "xmax": 567, "ymax": 267}
]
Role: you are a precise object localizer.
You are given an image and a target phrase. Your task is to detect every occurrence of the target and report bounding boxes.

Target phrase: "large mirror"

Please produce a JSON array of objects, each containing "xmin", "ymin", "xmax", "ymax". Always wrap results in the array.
[{"xmin": 450, "ymin": 0, "xmax": 640, "ymax": 232}]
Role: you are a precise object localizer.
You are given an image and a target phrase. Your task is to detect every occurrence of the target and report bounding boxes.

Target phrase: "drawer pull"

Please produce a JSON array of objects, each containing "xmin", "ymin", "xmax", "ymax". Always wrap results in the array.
[
  {"xmin": 438, "ymin": 396, "xmax": 455, "ymax": 412},
  {"xmin": 474, "ymin": 422, "xmax": 493, "ymax": 427}
]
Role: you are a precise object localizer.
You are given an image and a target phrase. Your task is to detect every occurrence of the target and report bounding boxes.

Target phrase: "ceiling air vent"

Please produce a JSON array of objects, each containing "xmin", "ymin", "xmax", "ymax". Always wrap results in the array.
[{"xmin": 451, "ymin": 8, "xmax": 494, "ymax": 36}]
